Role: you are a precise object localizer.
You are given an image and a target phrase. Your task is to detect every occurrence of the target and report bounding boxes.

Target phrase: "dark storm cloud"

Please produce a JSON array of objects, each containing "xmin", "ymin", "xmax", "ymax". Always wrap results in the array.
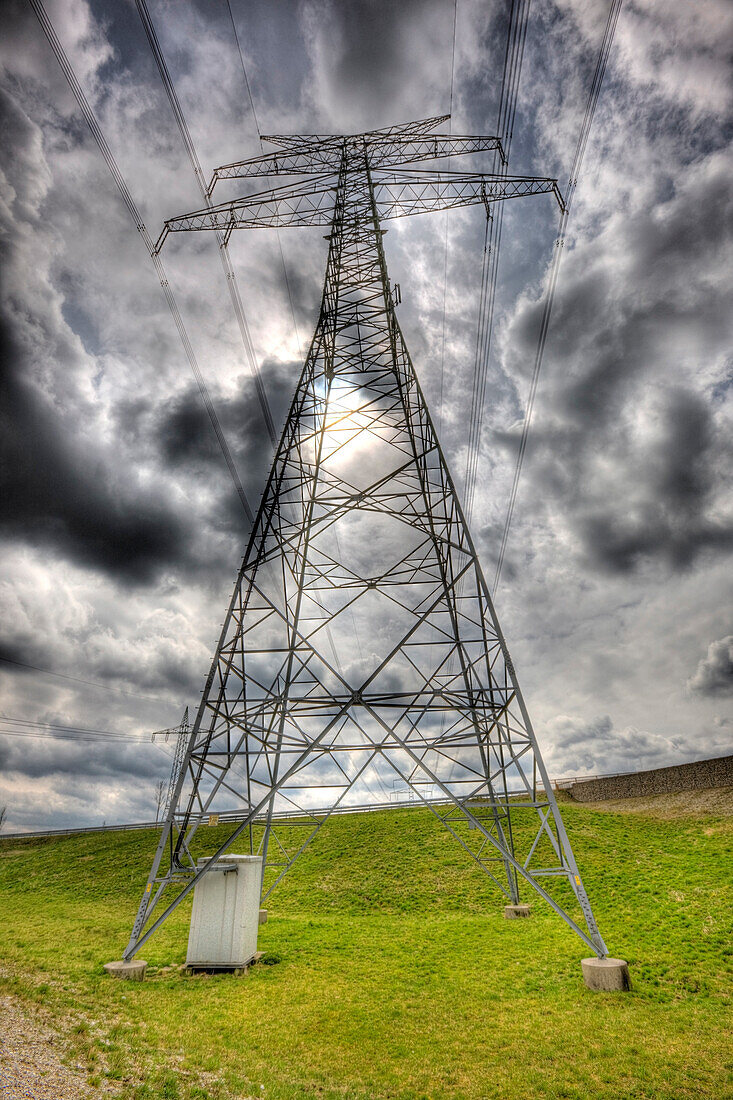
[
  {"xmin": 318, "ymin": 0, "xmax": 446, "ymax": 114},
  {"xmin": 122, "ymin": 356, "xmax": 301, "ymax": 563},
  {"xmin": 501, "ymin": 146, "xmax": 733, "ymax": 575},
  {"xmin": 277, "ymin": 259, "xmax": 322, "ymax": 338},
  {"xmin": 86, "ymin": 645, "xmax": 203, "ymax": 697},
  {"xmin": 0, "ymin": 734, "xmax": 168, "ymax": 783},
  {"xmin": 0, "ymin": 84, "xmax": 194, "ymax": 584},
  {"xmin": 576, "ymin": 389, "xmax": 733, "ymax": 574},
  {"xmin": 310, "ymin": 0, "xmax": 433, "ymax": 111},
  {"xmin": 687, "ymin": 636, "xmax": 733, "ymax": 698},
  {"xmin": 156, "ymin": 357, "xmax": 296, "ymax": 477},
  {"xmin": 0, "ymin": 639, "xmax": 49, "ymax": 675},
  {"xmin": 0, "ymin": 734, "xmax": 173, "ymax": 831},
  {"xmin": 0, "ymin": 316, "xmax": 190, "ymax": 583}
]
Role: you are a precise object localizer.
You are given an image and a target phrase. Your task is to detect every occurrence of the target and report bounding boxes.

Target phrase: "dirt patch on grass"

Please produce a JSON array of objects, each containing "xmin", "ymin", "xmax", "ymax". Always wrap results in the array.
[
  {"xmin": 566, "ymin": 785, "xmax": 733, "ymax": 819},
  {"xmin": 0, "ymin": 993, "xmax": 112, "ymax": 1098}
]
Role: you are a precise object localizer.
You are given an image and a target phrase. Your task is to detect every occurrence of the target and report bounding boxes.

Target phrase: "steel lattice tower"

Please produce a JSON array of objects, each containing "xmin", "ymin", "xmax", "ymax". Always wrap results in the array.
[{"xmin": 124, "ymin": 117, "xmax": 608, "ymax": 962}]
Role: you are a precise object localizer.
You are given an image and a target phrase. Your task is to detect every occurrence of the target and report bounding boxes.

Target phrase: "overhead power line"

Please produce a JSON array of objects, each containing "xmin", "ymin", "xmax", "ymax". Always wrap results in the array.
[
  {"xmin": 439, "ymin": 0, "xmax": 530, "ymax": 751},
  {"xmin": 222, "ymin": 0, "xmax": 361, "ymax": 682},
  {"xmin": 135, "ymin": 0, "xmax": 276, "ymax": 444},
  {"xmin": 437, "ymin": 0, "xmax": 459, "ymax": 434},
  {"xmin": 492, "ymin": 0, "xmax": 623, "ymax": 592},
  {"xmin": 28, "ymin": 0, "xmax": 254, "ymax": 525},
  {"xmin": 0, "ymin": 654, "xmax": 166, "ymax": 704},
  {"xmin": 0, "ymin": 715, "xmax": 177, "ymax": 769},
  {"xmin": 0, "ymin": 714, "xmax": 157, "ymax": 743},
  {"xmin": 225, "ymin": 0, "xmax": 303, "ymax": 358},
  {"xmin": 464, "ymin": 0, "xmax": 531, "ymax": 521},
  {"xmin": 226, "ymin": 0, "xmax": 259, "ymax": 132}
]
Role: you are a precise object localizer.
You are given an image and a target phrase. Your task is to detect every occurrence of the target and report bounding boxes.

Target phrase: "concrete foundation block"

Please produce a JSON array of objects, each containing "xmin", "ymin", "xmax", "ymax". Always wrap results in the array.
[
  {"xmin": 259, "ymin": 908, "xmax": 268, "ymax": 926},
  {"xmin": 582, "ymin": 956, "xmax": 631, "ymax": 992},
  {"xmin": 104, "ymin": 959, "xmax": 147, "ymax": 981},
  {"xmin": 503, "ymin": 904, "xmax": 531, "ymax": 919}
]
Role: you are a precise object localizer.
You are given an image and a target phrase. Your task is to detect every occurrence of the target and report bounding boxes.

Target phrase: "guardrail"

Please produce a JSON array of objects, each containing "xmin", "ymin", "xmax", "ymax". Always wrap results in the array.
[
  {"xmin": 0, "ymin": 788, "xmax": 543, "ymax": 841},
  {"xmin": 553, "ymin": 770, "xmax": 630, "ymax": 790},
  {"xmin": 2, "ymin": 819, "xmax": 164, "ymax": 841},
  {"xmin": 0, "ymin": 798, "xmax": 436, "ymax": 840},
  {"xmin": 6, "ymin": 761, "xmax": 721, "ymax": 839}
]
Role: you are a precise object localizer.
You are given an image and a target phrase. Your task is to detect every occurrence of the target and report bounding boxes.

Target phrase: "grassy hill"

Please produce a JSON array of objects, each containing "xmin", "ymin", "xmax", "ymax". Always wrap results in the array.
[{"xmin": 1, "ymin": 794, "xmax": 731, "ymax": 1099}]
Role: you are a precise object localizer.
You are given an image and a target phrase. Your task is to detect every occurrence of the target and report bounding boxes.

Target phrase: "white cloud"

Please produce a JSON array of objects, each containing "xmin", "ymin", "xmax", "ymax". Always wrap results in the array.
[
  {"xmin": 687, "ymin": 635, "xmax": 733, "ymax": 697},
  {"xmin": 541, "ymin": 713, "xmax": 708, "ymax": 777}
]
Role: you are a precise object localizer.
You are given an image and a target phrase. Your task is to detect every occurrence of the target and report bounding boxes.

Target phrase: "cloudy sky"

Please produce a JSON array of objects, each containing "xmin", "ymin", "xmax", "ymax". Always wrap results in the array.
[{"xmin": 0, "ymin": 0, "xmax": 731, "ymax": 832}]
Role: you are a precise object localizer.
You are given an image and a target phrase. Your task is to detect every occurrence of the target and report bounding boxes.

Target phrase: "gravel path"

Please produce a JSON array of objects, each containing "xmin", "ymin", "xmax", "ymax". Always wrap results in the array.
[{"xmin": 0, "ymin": 994, "xmax": 96, "ymax": 1099}]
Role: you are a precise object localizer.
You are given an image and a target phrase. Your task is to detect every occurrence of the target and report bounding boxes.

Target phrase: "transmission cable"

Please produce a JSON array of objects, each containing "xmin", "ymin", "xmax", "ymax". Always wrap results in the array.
[
  {"xmin": 226, "ymin": 0, "xmax": 256, "ymax": 121},
  {"xmin": 436, "ymin": 0, "xmax": 458, "ymax": 435},
  {"xmin": 0, "ymin": 715, "xmax": 146, "ymax": 742},
  {"xmin": 431, "ymin": 0, "xmax": 530, "ymax": 765},
  {"xmin": 223, "ymin": 2, "xmax": 365, "ymax": 683},
  {"xmin": 138, "ymin": 1, "xmax": 346, "ymax": 781},
  {"xmin": 463, "ymin": 0, "xmax": 531, "ymax": 521},
  {"xmin": 0, "ymin": 654, "xmax": 167, "ymax": 704},
  {"xmin": 28, "ymin": 0, "xmax": 254, "ymax": 525},
  {"xmin": 0, "ymin": 715, "xmax": 175, "ymax": 758},
  {"xmin": 135, "ymin": 0, "xmax": 276, "ymax": 444},
  {"xmin": 225, "ymin": 0, "xmax": 303, "ymax": 358},
  {"xmin": 492, "ymin": 0, "xmax": 623, "ymax": 592}
]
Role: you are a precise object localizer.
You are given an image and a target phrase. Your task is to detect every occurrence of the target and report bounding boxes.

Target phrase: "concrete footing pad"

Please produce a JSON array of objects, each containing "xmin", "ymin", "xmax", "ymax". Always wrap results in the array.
[
  {"xmin": 503, "ymin": 904, "xmax": 531, "ymax": 918},
  {"xmin": 259, "ymin": 908, "xmax": 268, "ymax": 925},
  {"xmin": 582, "ymin": 957, "xmax": 631, "ymax": 992},
  {"xmin": 103, "ymin": 960, "xmax": 147, "ymax": 981}
]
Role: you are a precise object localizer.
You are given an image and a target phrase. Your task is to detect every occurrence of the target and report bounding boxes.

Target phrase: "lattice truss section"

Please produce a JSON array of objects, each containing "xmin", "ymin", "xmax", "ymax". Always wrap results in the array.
[{"xmin": 125, "ymin": 118, "xmax": 606, "ymax": 961}]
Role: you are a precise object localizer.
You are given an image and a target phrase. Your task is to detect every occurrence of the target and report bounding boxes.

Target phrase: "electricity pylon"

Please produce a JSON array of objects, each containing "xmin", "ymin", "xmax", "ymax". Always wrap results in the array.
[
  {"xmin": 151, "ymin": 707, "xmax": 190, "ymax": 822},
  {"xmin": 124, "ymin": 117, "xmax": 608, "ymax": 962}
]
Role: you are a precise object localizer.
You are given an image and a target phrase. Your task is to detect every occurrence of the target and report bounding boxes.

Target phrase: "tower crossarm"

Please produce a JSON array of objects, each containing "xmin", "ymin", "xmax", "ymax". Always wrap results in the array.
[
  {"xmin": 208, "ymin": 116, "xmax": 454, "ymax": 187},
  {"xmin": 211, "ymin": 144, "xmax": 344, "ymax": 183},
  {"xmin": 155, "ymin": 170, "xmax": 562, "ymax": 252},
  {"xmin": 373, "ymin": 169, "xmax": 564, "ymax": 219},
  {"xmin": 261, "ymin": 114, "xmax": 451, "ymax": 148},
  {"xmin": 154, "ymin": 173, "xmax": 337, "ymax": 250},
  {"xmin": 209, "ymin": 135, "xmax": 505, "ymax": 188}
]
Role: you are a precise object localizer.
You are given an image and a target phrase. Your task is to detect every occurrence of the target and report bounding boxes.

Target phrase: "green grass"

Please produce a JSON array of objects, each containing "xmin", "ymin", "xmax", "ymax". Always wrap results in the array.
[{"xmin": 1, "ymin": 798, "xmax": 731, "ymax": 1099}]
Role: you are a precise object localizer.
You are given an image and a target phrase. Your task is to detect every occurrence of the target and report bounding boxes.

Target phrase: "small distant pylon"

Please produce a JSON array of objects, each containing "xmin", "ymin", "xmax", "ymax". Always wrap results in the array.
[
  {"xmin": 151, "ymin": 707, "xmax": 190, "ymax": 823},
  {"xmin": 123, "ymin": 117, "xmax": 607, "ymax": 965}
]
